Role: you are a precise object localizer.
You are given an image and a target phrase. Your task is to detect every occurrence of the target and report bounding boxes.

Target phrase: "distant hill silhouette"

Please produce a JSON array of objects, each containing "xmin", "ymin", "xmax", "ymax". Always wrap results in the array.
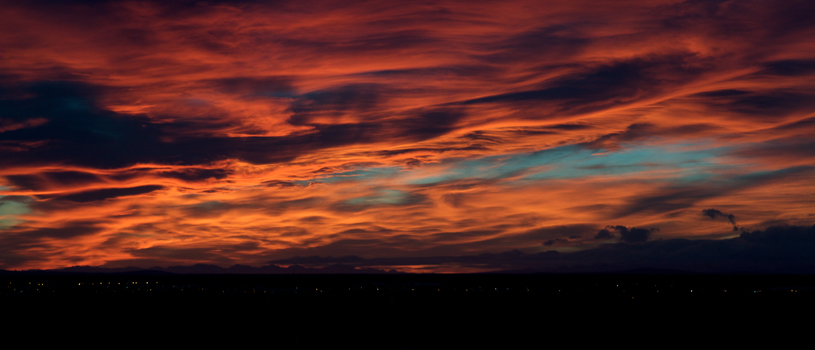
[{"xmin": 4, "ymin": 225, "xmax": 813, "ymax": 275}]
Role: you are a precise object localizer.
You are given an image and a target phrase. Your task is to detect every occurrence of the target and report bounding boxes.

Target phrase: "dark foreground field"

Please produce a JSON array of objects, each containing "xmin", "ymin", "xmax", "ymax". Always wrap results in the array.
[{"xmin": 3, "ymin": 273, "xmax": 811, "ymax": 347}]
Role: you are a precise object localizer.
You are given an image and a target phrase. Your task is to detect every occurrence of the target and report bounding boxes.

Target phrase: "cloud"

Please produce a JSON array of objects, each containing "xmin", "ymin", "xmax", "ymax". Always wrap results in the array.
[
  {"xmin": 583, "ymin": 123, "xmax": 654, "ymax": 151},
  {"xmin": 5, "ymin": 171, "xmax": 102, "ymax": 191},
  {"xmin": 701, "ymin": 208, "xmax": 739, "ymax": 230},
  {"xmin": 287, "ymin": 84, "xmax": 390, "ymax": 126},
  {"xmin": 40, "ymin": 185, "xmax": 165, "ymax": 203},
  {"xmin": 691, "ymin": 89, "xmax": 815, "ymax": 119},
  {"xmin": 594, "ymin": 228, "xmax": 614, "ymax": 240},
  {"xmin": 762, "ymin": 59, "xmax": 815, "ymax": 76},
  {"xmin": 461, "ymin": 54, "xmax": 711, "ymax": 116},
  {"xmin": 154, "ymin": 169, "xmax": 232, "ymax": 182},
  {"xmin": 543, "ymin": 238, "xmax": 567, "ymax": 246},
  {"xmin": 207, "ymin": 76, "xmax": 295, "ymax": 97},
  {"xmin": 0, "ymin": 0, "xmax": 813, "ymax": 270},
  {"xmin": 595, "ymin": 225, "xmax": 657, "ymax": 243},
  {"xmin": 20, "ymin": 223, "xmax": 103, "ymax": 239},
  {"xmin": 0, "ymin": 221, "xmax": 104, "ymax": 268}
]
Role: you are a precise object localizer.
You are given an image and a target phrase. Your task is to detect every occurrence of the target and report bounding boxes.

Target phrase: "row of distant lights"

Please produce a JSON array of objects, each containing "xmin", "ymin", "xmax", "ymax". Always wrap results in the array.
[
  {"xmin": 77, "ymin": 282, "xmax": 157, "ymax": 285},
  {"xmin": 2, "ymin": 282, "xmax": 801, "ymax": 294}
]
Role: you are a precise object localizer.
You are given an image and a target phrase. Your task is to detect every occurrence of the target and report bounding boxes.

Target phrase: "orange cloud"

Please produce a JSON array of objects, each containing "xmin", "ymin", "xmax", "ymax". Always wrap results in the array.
[{"xmin": 0, "ymin": 0, "xmax": 813, "ymax": 271}]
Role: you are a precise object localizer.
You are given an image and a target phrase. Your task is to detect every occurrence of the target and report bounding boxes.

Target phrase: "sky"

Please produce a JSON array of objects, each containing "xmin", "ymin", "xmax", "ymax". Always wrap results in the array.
[{"xmin": 0, "ymin": 0, "xmax": 813, "ymax": 272}]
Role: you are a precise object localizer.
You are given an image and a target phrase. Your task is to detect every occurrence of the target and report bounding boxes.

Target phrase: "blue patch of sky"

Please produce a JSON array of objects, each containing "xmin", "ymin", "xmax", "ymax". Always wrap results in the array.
[
  {"xmin": 293, "ymin": 167, "xmax": 402, "ymax": 186},
  {"xmin": 346, "ymin": 189, "xmax": 408, "ymax": 206},
  {"xmin": 60, "ymin": 97, "xmax": 93, "ymax": 111},
  {"xmin": 0, "ymin": 195, "xmax": 31, "ymax": 230},
  {"xmin": 409, "ymin": 143, "xmax": 731, "ymax": 185},
  {"xmin": 521, "ymin": 144, "xmax": 726, "ymax": 182},
  {"xmin": 298, "ymin": 142, "xmax": 736, "ymax": 187}
]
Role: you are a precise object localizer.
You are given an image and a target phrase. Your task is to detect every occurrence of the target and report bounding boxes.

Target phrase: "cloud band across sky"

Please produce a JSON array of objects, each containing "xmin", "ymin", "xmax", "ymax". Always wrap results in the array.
[{"xmin": 0, "ymin": 0, "xmax": 814, "ymax": 271}]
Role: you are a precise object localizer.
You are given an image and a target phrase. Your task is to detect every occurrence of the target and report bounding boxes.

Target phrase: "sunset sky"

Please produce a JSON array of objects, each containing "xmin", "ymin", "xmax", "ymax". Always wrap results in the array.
[{"xmin": 1, "ymin": 0, "xmax": 813, "ymax": 272}]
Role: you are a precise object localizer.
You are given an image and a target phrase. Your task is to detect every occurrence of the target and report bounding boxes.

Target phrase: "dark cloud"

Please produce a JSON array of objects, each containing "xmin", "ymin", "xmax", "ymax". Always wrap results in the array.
[
  {"xmin": 702, "ymin": 208, "xmax": 738, "ymax": 230},
  {"xmin": 41, "ymin": 185, "xmax": 164, "ymax": 203},
  {"xmin": 207, "ymin": 76, "xmax": 295, "ymax": 97},
  {"xmin": 0, "ymin": 222, "xmax": 104, "ymax": 267},
  {"xmin": 543, "ymin": 238, "xmax": 567, "ymax": 246},
  {"xmin": 0, "ymin": 80, "xmax": 431, "ymax": 168},
  {"xmin": 257, "ymin": 83, "xmax": 471, "ymax": 149},
  {"xmin": 692, "ymin": 89, "xmax": 750, "ymax": 98},
  {"xmin": 5, "ymin": 171, "xmax": 104, "ymax": 191},
  {"xmin": 615, "ymin": 187, "xmax": 718, "ymax": 218},
  {"xmin": 0, "ymin": 80, "xmax": 219, "ymax": 168},
  {"xmin": 594, "ymin": 228, "xmax": 614, "ymax": 240},
  {"xmin": 461, "ymin": 54, "xmax": 710, "ymax": 115},
  {"xmin": 262, "ymin": 180, "xmax": 297, "ymax": 188},
  {"xmin": 596, "ymin": 225, "xmax": 657, "ymax": 243},
  {"xmin": 725, "ymin": 91, "xmax": 814, "ymax": 117},
  {"xmin": 44, "ymin": 171, "xmax": 104, "ymax": 185},
  {"xmin": 522, "ymin": 224, "xmax": 598, "ymax": 241},
  {"xmin": 772, "ymin": 116, "xmax": 815, "ymax": 132},
  {"xmin": 479, "ymin": 25, "xmax": 589, "ymax": 65},
  {"xmin": 584, "ymin": 123, "xmax": 654, "ymax": 150},
  {"xmin": 762, "ymin": 59, "xmax": 815, "ymax": 76},
  {"xmin": 583, "ymin": 123, "xmax": 721, "ymax": 151},
  {"xmin": 729, "ymin": 139, "xmax": 815, "ymax": 160},
  {"xmin": 459, "ymin": 131, "xmax": 504, "ymax": 145},
  {"xmin": 620, "ymin": 227, "xmax": 656, "ymax": 243},
  {"xmin": 610, "ymin": 166, "xmax": 814, "ymax": 219},
  {"xmin": 753, "ymin": 0, "xmax": 815, "ymax": 37},
  {"xmin": 309, "ymin": 123, "xmax": 379, "ymax": 147},
  {"xmin": 5, "ymin": 175, "xmax": 48, "ymax": 191},
  {"xmin": 657, "ymin": 0, "xmax": 815, "ymax": 41},
  {"xmin": 355, "ymin": 64, "xmax": 501, "ymax": 80},
  {"xmin": 365, "ymin": 144, "xmax": 488, "ymax": 158},
  {"xmin": 21, "ymin": 224, "xmax": 103, "ymax": 239},
  {"xmin": 275, "ymin": 28, "xmax": 440, "ymax": 57},
  {"xmin": 505, "ymin": 127, "xmax": 558, "ymax": 136},
  {"xmin": 424, "ymin": 229, "xmax": 503, "ymax": 244},
  {"xmin": 67, "ymin": 167, "xmax": 227, "ymax": 184},
  {"xmin": 298, "ymin": 216, "xmax": 327, "ymax": 223},
  {"xmin": 546, "ymin": 123, "xmax": 593, "ymax": 131},
  {"xmin": 157, "ymin": 169, "xmax": 232, "ymax": 182},
  {"xmin": 396, "ymin": 108, "xmax": 467, "ymax": 141},
  {"xmin": 690, "ymin": 89, "xmax": 815, "ymax": 119},
  {"xmin": 306, "ymin": 107, "xmax": 468, "ymax": 147},
  {"xmin": 287, "ymin": 84, "xmax": 387, "ymax": 126}
]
